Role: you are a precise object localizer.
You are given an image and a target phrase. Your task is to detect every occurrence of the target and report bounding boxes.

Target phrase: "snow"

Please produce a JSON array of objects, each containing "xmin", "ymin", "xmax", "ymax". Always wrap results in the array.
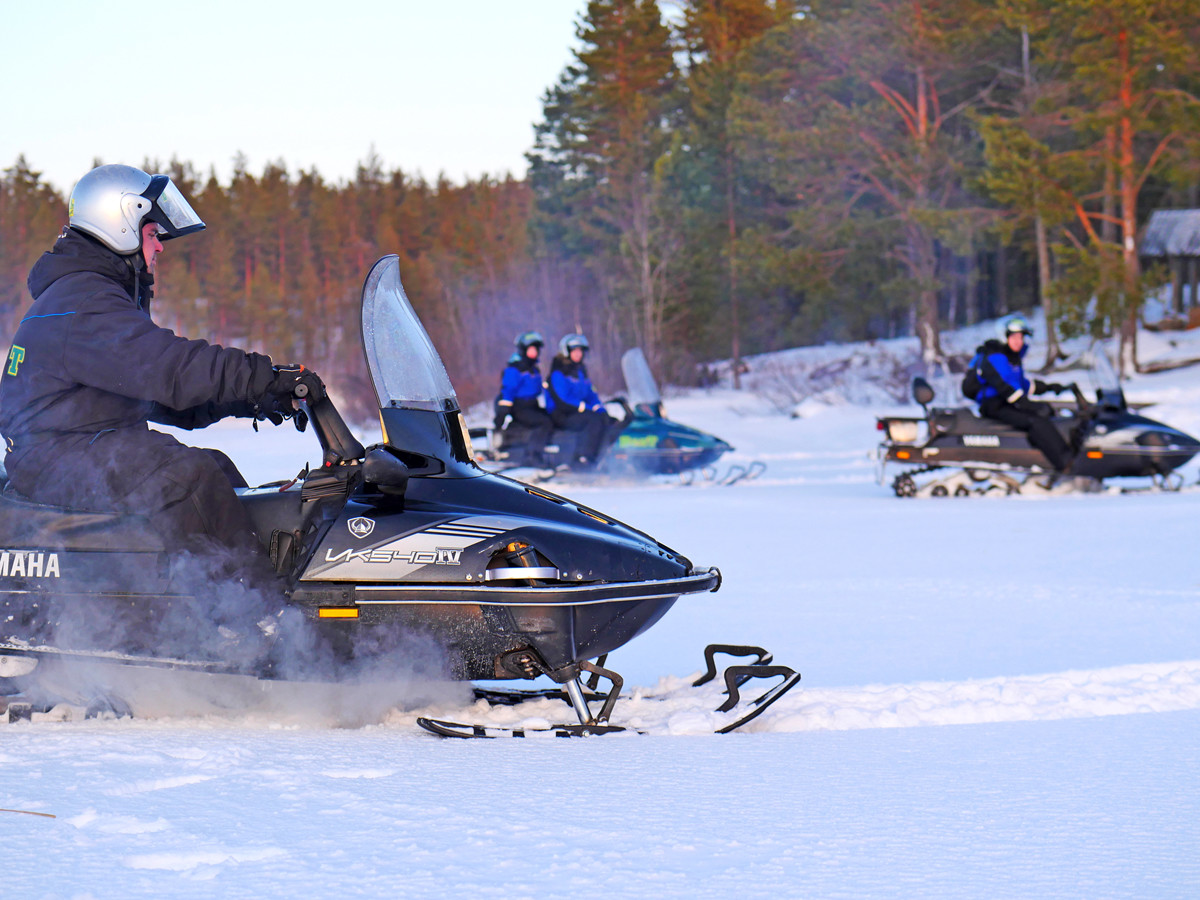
[{"xmin": 6, "ymin": 322, "xmax": 1200, "ymax": 898}]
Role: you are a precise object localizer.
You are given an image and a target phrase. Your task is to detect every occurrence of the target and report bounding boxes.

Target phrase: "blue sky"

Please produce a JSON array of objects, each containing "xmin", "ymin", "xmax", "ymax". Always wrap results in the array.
[{"xmin": 2, "ymin": 1, "xmax": 587, "ymax": 193}]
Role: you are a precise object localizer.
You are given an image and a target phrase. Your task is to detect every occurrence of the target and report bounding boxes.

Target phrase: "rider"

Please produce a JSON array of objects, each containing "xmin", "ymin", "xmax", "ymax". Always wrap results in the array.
[
  {"xmin": 494, "ymin": 331, "xmax": 553, "ymax": 467},
  {"xmin": 545, "ymin": 333, "xmax": 619, "ymax": 469},
  {"xmin": 0, "ymin": 164, "xmax": 321, "ymax": 596},
  {"xmin": 971, "ymin": 315, "xmax": 1074, "ymax": 472}
]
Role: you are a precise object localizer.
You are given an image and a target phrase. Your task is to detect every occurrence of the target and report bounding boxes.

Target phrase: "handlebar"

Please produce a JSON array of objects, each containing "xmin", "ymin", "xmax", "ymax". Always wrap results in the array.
[
  {"xmin": 296, "ymin": 388, "xmax": 365, "ymax": 466},
  {"xmin": 1069, "ymin": 382, "xmax": 1090, "ymax": 414}
]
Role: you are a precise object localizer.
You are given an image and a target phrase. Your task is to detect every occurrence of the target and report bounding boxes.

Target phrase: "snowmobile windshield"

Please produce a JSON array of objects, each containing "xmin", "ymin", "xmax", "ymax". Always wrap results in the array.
[
  {"xmin": 360, "ymin": 255, "xmax": 458, "ymax": 412},
  {"xmin": 621, "ymin": 348, "xmax": 661, "ymax": 409},
  {"xmin": 1088, "ymin": 346, "xmax": 1120, "ymax": 393}
]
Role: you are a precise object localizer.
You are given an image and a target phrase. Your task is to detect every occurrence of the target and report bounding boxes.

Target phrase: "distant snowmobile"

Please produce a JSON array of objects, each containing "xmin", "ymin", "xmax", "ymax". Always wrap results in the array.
[
  {"xmin": 0, "ymin": 256, "xmax": 796, "ymax": 735},
  {"xmin": 476, "ymin": 348, "xmax": 746, "ymax": 483},
  {"xmin": 876, "ymin": 352, "xmax": 1200, "ymax": 497}
]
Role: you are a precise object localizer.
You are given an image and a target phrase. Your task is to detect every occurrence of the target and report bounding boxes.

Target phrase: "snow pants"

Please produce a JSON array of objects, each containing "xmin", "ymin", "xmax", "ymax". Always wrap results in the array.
[
  {"xmin": 6, "ymin": 425, "xmax": 285, "ymax": 664},
  {"xmin": 979, "ymin": 397, "xmax": 1073, "ymax": 471},
  {"xmin": 508, "ymin": 400, "xmax": 553, "ymax": 466},
  {"xmin": 9, "ymin": 426, "xmax": 259, "ymax": 555},
  {"xmin": 551, "ymin": 408, "xmax": 621, "ymax": 467}
]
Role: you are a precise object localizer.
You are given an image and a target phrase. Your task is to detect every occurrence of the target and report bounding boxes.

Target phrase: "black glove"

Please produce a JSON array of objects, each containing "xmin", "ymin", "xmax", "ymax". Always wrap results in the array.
[
  {"xmin": 251, "ymin": 407, "xmax": 284, "ymax": 432},
  {"xmin": 267, "ymin": 364, "xmax": 326, "ymax": 408}
]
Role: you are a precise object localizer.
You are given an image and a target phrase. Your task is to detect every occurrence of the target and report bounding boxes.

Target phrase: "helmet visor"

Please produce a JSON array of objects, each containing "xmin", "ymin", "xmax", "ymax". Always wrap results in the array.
[{"xmin": 145, "ymin": 176, "xmax": 206, "ymax": 240}]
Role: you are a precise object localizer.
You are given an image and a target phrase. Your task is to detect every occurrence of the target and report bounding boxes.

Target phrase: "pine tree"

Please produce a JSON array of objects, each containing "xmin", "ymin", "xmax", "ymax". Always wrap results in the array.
[
  {"xmin": 791, "ymin": 0, "xmax": 1005, "ymax": 367},
  {"xmin": 673, "ymin": 0, "xmax": 798, "ymax": 384},
  {"xmin": 528, "ymin": 0, "xmax": 679, "ymax": 366}
]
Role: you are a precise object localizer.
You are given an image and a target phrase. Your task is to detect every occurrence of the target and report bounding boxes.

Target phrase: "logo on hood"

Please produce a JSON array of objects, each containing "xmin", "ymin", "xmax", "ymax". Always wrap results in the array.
[{"xmin": 347, "ymin": 517, "xmax": 376, "ymax": 539}]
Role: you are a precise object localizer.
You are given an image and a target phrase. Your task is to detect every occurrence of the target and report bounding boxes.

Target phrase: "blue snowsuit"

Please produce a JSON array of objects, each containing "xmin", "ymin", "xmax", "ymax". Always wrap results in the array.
[
  {"xmin": 545, "ymin": 356, "xmax": 618, "ymax": 466},
  {"xmin": 494, "ymin": 354, "xmax": 552, "ymax": 465},
  {"xmin": 972, "ymin": 339, "xmax": 1072, "ymax": 471}
]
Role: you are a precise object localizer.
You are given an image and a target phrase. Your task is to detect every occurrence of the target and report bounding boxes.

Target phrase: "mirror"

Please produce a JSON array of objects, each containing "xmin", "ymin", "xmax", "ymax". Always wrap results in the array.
[
  {"xmin": 363, "ymin": 446, "xmax": 410, "ymax": 496},
  {"xmin": 912, "ymin": 377, "xmax": 935, "ymax": 408}
]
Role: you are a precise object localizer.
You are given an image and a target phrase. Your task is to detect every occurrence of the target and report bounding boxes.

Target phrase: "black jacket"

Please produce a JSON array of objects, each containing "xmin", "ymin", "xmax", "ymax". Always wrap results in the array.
[{"xmin": 0, "ymin": 229, "xmax": 273, "ymax": 469}]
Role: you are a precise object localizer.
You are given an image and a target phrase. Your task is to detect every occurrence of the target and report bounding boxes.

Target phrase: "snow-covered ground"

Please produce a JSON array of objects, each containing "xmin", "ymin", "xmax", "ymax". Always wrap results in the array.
[{"xmin": 6, "ymin": 323, "xmax": 1200, "ymax": 898}]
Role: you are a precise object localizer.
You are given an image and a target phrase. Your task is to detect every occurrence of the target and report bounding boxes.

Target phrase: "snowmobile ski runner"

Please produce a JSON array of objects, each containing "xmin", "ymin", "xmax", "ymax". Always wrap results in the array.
[{"xmin": 419, "ymin": 643, "xmax": 800, "ymax": 738}]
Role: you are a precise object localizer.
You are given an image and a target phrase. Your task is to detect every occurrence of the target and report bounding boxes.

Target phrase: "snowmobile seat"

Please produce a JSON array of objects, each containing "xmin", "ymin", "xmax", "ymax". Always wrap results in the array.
[
  {"xmin": 497, "ymin": 421, "xmax": 581, "ymax": 464},
  {"xmin": 0, "ymin": 483, "xmax": 163, "ymax": 552},
  {"xmin": 930, "ymin": 408, "xmax": 1024, "ymax": 438}
]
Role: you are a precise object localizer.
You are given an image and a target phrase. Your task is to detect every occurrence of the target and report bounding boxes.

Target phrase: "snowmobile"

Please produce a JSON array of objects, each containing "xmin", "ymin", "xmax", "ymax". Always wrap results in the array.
[
  {"xmin": 0, "ymin": 255, "xmax": 796, "ymax": 735},
  {"xmin": 475, "ymin": 348, "xmax": 747, "ymax": 483},
  {"xmin": 876, "ymin": 353, "xmax": 1200, "ymax": 497}
]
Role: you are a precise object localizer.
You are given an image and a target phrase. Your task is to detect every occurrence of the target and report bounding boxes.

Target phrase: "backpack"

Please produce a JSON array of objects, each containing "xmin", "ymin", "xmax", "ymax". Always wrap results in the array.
[{"xmin": 961, "ymin": 349, "xmax": 985, "ymax": 400}]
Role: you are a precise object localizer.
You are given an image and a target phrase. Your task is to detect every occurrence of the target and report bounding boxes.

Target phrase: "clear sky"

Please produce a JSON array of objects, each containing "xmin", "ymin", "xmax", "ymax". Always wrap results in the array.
[{"xmin": 1, "ymin": 0, "xmax": 587, "ymax": 194}]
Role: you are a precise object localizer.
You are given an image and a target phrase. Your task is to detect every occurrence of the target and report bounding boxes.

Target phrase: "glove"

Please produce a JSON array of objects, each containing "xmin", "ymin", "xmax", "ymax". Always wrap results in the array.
[
  {"xmin": 251, "ymin": 407, "xmax": 284, "ymax": 432},
  {"xmin": 266, "ymin": 364, "xmax": 326, "ymax": 408},
  {"xmin": 493, "ymin": 412, "xmax": 508, "ymax": 430},
  {"xmin": 1046, "ymin": 382, "xmax": 1068, "ymax": 394}
]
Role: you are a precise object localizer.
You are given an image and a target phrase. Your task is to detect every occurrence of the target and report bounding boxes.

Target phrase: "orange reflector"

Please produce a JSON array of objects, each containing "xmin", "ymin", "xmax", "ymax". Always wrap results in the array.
[
  {"xmin": 896, "ymin": 450, "xmax": 911, "ymax": 460},
  {"xmin": 1086, "ymin": 450, "xmax": 1103, "ymax": 459},
  {"xmin": 319, "ymin": 607, "xmax": 359, "ymax": 619}
]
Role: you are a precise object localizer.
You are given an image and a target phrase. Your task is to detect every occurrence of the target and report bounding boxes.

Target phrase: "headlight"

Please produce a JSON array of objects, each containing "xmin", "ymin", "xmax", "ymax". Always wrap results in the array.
[{"xmin": 887, "ymin": 421, "xmax": 920, "ymax": 444}]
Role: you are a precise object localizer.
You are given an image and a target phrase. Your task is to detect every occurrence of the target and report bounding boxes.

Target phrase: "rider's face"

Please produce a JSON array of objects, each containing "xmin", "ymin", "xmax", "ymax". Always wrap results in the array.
[
  {"xmin": 570, "ymin": 347, "xmax": 584, "ymax": 364},
  {"xmin": 141, "ymin": 222, "xmax": 164, "ymax": 272},
  {"xmin": 1007, "ymin": 332, "xmax": 1025, "ymax": 353},
  {"xmin": 525, "ymin": 344, "xmax": 539, "ymax": 360}
]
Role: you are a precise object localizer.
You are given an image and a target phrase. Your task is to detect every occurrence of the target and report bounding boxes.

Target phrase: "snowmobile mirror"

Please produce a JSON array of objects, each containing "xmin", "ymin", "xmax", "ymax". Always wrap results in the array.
[
  {"xmin": 363, "ymin": 446, "xmax": 410, "ymax": 496},
  {"xmin": 912, "ymin": 377, "xmax": 935, "ymax": 411}
]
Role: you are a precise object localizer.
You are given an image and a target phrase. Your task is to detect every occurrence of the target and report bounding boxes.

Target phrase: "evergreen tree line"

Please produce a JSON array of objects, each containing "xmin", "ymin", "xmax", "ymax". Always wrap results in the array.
[
  {"xmin": 531, "ymin": 0, "xmax": 1200, "ymax": 379},
  {"xmin": 3, "ymin": 0, "xmax": 1200, "ymax": 424}
]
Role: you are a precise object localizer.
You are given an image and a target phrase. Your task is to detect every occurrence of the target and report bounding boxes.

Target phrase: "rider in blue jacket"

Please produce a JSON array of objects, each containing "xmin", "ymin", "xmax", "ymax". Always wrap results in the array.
[
  {"xmin": 546, "ymin": 333, "xmax": 619, "ymax": 469},
  {"xmin": 494, "ymin": 331, "xmax": 553, "ymax": 467},
  {"xmin": 972, "ymin": 316, "xmax": 1074, "ymax": 471}
]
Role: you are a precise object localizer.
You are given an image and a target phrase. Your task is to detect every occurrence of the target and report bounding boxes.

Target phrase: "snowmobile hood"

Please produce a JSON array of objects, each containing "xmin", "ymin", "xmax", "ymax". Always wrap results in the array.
[{"xmin": 27, "ymin": 229, "xmax": 140, "ymax": 301}]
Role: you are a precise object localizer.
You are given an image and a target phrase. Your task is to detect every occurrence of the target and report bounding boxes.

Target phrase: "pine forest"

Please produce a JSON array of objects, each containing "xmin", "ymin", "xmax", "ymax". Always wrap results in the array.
[{"xmin": 2, "ymin": 0, "xmax": 1198, "ymax": 422}]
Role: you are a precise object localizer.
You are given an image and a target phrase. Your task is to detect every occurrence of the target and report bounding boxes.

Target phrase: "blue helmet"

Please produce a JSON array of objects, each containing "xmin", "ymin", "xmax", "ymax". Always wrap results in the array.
[
  {"xmin": 515, "ymin": 331, "xmax": 544, "ymax": 353},
  {"xmin": 559, "ymin": 333, "xmax": 589, "ymax": 355}
]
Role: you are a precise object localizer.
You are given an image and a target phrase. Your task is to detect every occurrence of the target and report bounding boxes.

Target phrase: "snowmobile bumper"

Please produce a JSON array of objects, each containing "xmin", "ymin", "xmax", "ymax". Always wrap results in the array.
[
  {"xmin": 340, "ymin": 567, "xmax": 721, "ymax": 606},
  {"xmin": 290, "ymin": 567, "xmax": 721, "ymax": 681}
]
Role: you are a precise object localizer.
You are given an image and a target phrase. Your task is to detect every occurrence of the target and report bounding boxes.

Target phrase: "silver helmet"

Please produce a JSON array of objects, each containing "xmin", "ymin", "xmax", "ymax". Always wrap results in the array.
[
  {"xmin": 559, "ymin": 333, "xmax": 589, "ymax": 356},
  {"xmin": 68, "ymin": 164, "xmax": 206, "ymax": 254},
  {"xmin": 1001, "ymin": 315, "xmax": 1033, "ymax": 338}
]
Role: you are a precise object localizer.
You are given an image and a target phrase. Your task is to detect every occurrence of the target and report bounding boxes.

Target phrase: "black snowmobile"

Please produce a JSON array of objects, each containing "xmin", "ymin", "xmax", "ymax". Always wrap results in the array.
[
  {"xmin": 476, "ymin": 348, "xmax": 747, "ymax": 483},
  {"xmin": 876, "ymin": 353, "xmax": 1200, "ymax": 497},
  {"xmin": 0, "ymin": 256, "xmax": 797, "ymax": 735}
]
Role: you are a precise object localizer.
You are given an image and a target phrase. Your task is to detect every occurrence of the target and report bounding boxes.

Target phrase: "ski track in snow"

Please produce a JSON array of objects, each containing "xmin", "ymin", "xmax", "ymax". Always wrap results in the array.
[{"xmin": 391, "ymin": 658, "xmax": 1200, "ymax": 738}]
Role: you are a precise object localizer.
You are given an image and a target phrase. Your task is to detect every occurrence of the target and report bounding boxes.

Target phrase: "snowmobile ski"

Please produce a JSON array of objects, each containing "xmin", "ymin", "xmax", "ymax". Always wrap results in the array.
[
  {"xmin": 415, "ymin": 717, "xmax": 640, "ymax": 739},
  {"xmin": 470, "ymin": 644, "xmax": 776, "ymax": 706},
  {"xmin": 425, "ymin": 644, "xmax": 800, "ymax": 738}
]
